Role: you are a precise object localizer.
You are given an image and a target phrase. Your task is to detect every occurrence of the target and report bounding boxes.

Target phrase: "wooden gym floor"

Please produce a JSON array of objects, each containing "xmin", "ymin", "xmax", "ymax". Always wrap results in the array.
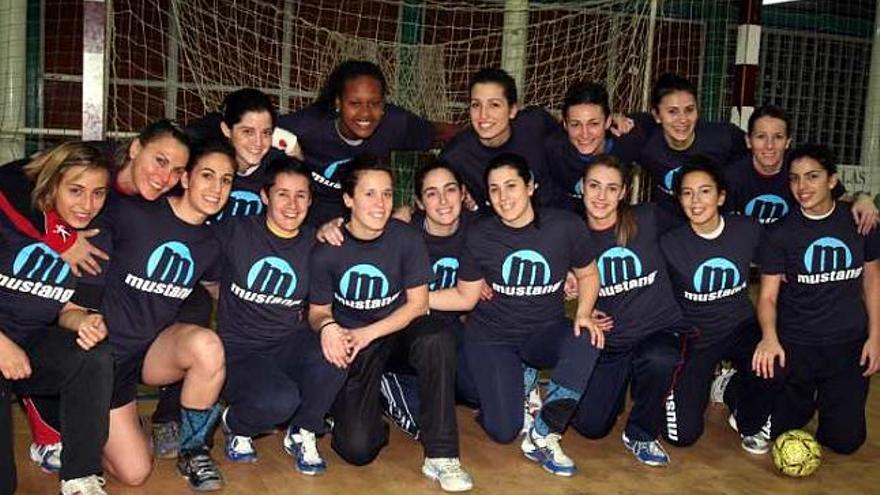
[{"xmin": 11, "ymin": 380, "xmax": 880, "ymax": 495}]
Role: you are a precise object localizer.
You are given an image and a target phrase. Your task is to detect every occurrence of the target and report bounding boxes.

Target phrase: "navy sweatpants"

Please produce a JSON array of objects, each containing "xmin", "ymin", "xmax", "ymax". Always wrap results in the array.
[
  {"xmin": 769, "ymin": 339, "xmax": 869, "ymax": 454},
  {"xmin": 572, "ymin": 329, "xmax": 681, "ymax": 442},
  {"xmin": 663, "ymin": 319, "xmax": 772, "ymax": 446},
  {"xmin": 464, "ymin": 318, "xmax": 601, "ymax": 444},
  {"xmin": 222, "ymin": 330, "xmax": 347, "ymax": 436}
]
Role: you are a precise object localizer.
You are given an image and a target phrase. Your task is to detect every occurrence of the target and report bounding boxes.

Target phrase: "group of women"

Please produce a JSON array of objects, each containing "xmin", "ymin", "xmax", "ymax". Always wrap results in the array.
[{"xmin": 0, "ymin": 60, "xmax": 877, "ymax": 495}]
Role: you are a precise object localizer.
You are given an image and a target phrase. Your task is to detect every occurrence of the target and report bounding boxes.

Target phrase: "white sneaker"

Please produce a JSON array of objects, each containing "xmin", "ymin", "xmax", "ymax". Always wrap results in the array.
[
  {"xmin": 710, "ymin": 367, "xmax": 736, "ymax": 404},
  {"xmin": 521, "ymin": 427, "xmax": 575, "ymax": 476},
  {"xmin": 422, "ymin": 457, "xmax": 473, "ymax": 492},
  {"xmin": 284, "ymin": 427, "xmax": 327, "ymax": 475},
  {"xmin": 729, "ymin": 412, "xmax": 772, "ymax": 454},
  {"xmin": 30, "ymin": 441, "xmax": 62, "ymax": 473},
  {"xmin": 60, "ymin": 475, "xmax": 107, "ymax": 495}
]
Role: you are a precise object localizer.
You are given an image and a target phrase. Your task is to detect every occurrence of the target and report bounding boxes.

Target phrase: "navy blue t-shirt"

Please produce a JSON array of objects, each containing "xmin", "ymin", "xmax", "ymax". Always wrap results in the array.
[
  {"xmin": 440, "ymin": 107, "xmax": 559, "ymax": 211},
  {"xmin": 412, "ymin": 210, "xmax": 480, "ymax": 323},
  {"xmin": 310, "ymin": 219, "xmax": 433, "ymax": 329},
  {"xmin": 277, "ymin": 104, "xmax": 435, "ymax": 225},
  {"xmin": 461, "ymin": 208, "xmax": 596, "ymax": 342},
  {"xmin": 215, "ymin": 216, "xmax": 314, "ymax": 347},
  {"xmin": 760, "ymin": 203, "xmax": 880, "ymax": 346},
  {"xmin": 661, "ymin": 215, "xmax": 761, "ymax": 348},
  {"xmin": 0, "ymin": 214, "xmax": 76, "ymax": 346},
  {"xmin": 83, "ymin": 195, "xmax": 221, "ymax": 357},
  {"xmin": 724, "ymin": 154, "xmax": 846, "ymax": 225},
  {"xmin": 639, "ymin": 121, "xmax": 747, "ymax": 211},
  {"xmin": 591, "ymin": 204, "xmax": 683, "ymax": 350},
  {"xmin": 544, "ymin": 130, "xmax": 645, "ymax": 215}
]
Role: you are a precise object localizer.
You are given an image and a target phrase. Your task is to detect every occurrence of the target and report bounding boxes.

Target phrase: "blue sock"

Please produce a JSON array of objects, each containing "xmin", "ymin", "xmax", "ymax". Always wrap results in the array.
[
  {"xmin": 180, "ymin": 404, "xmax": 221, "ymax": 453},
  {"xmin": 534, "ymin": 380, "xmax": 581, "ymax": 436},
  {"xmin": 523, "ymin": 365, "xmax": 539, "ymax": 397}
]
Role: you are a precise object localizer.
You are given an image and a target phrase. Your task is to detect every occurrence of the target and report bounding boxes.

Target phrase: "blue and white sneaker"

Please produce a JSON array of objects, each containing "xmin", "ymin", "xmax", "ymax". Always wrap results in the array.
[
  {"xmin": 520, "ymin": 427, "xmax": 575, "ymax": 477},
  {"xmin": 710, "ymin": 367, "xmax": 737, "ymax": 404},
  {"xmin": 728, "ymin": 413, "xmax": 772, "ymax": 455},
  {"xmin": 29, "ymin": 441, "xmax": 62, "ymax": 473},
  {"xmin": 622, "ymin": 432, "xmax": 670, "ymax": 467},
  {"xmin": 283, "ymin": 426, "xmax": 326, "ymax": 475},
  {"xmin": 221, "ymin": 408, "xmax": 257, "ymax": 463}
]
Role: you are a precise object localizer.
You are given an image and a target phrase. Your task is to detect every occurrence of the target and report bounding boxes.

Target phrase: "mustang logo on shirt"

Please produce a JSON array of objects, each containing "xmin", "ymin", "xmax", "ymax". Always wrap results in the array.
[
  {"xmin": 597, "ymin": 247, "xmax": 657, "ymax": 297},
  {"xmin": 685, "ymin": 257, "xmax": 746, "ymax": 302},
  {"xmin": 336, "ymin": 263, "xmax": 400, "ymax": 310},
  {"xmin": 493, "ymin": 249, "xmax": 561, "ymax": 296},
  {"xmin": 124, "ymin": 241, "xmax": 195, "ymax": 299},
  {"xmin": 230, "ymin": 256, "xmax": 301, "ymax": 307},
  {"xmin": 799, "ymin": 237, "xmax": 862, "ymax": 284},
  {"xmin": 0, "ymin": 242, "xmax": 73, "ymax": 302}
]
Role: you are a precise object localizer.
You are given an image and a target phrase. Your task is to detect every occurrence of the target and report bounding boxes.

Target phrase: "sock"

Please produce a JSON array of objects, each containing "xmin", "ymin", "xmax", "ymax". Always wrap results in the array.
[
  {"xmin": 534, "ymin": 380, "xmax": 581, "ymax": 436},
  {"xmin": 523, "ymin": 365, "xmax": 539, "ymax": 397},
  {"xmin": 180, "ymin": 404, "xmax": 221, "ymax": 453}
]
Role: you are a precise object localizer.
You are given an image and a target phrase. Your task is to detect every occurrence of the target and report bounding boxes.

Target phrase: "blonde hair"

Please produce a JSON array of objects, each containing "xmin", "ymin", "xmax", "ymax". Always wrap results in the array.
[{"xmin": 22, "ymin": 141, "xmax": 112, "ymax": 212}]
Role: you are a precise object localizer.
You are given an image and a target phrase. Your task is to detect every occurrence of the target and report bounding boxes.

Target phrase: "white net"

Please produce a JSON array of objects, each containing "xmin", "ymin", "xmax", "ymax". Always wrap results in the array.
[{"xmin": 107, "ymin": 0, "xmax": 658, "ymax": 132}]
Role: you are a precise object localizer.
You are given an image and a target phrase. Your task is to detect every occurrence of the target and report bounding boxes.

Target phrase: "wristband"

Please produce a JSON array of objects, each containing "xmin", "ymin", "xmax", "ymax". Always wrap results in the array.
[{"xmin": 318, "ymin": 320, "xmax": 337, "ymax": 332}]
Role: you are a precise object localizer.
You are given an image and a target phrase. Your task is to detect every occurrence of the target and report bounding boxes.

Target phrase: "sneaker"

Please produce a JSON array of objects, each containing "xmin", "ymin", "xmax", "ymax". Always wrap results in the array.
[
  {"xmin": 221, "ymin": 408, "xmax": 257, "ymax": 463},
  {"xmin": 152, "ymin": 421, "xmax": 181, "ymax": 459},
  {"xmin": 710, "ymin": 367, "xmax": 737, "ymax": 404},
  {"xmin": 728, "ymin": 413, "xmax": 771, "ymax": 455},
  {"xmin": 622, "ymin": 432, "xmax": 670, "ymax": 467},
  {"xmin": 29, "ymin": 441, "xmax": 62, "ymax": 473},
  {"xmin": 422, "ymin": 457, "xmax": 474, "ymax": 492},
  {"xmin": 521, "ymin": 427, "xmax": 575, "ymax": 476},
  {"xmin": 283, "ymin": 426, "xmax": 326, "ymax": 475},
  {"xmin": 177, "ymin": 449, "xmax": 224, "ymax": 492},
  {"xmin": 60, "ymin": 475, "xmax": 107, "ymax": 495}
]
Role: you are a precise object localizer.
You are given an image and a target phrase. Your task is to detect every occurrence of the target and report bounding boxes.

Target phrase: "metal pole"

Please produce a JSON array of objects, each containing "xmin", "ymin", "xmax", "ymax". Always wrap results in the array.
[
  {"xmin": 0, "ymin": 0, "xmax": 27, "ymax": 162},
  {"xmin": 164, "ymin": 0, "xmax": 180, "ymax": 120},
  {"xmin": 280, "ymin": 0, "xmax": 294, "ymax": 112},
  {"xmin": 732, "ymin": 0, "xmax": 762, "ymax": 130},
  {"xmin": 502, "ymin": 0, "xmax": 528, "ymax": 99},
  {"xmin": 82, "ymin": 0, "xmax": 106, "ymax": 140},
  {"xmin": 641, "ymin": 0, "xmax": 658, "ymax": 111},
  {"xmin": 862, "ymin": 0, "xmax": 880, "ymax": 195}
]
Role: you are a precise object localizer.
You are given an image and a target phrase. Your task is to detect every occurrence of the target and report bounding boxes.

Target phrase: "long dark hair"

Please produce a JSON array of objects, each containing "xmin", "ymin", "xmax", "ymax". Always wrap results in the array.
[
  {"xmin": 483, "ymin": 152, "xmax": 539, "ymax": 227},
  {"xmin": 583, "ymin": 154, "xmax": 636, "ymax": 246}
]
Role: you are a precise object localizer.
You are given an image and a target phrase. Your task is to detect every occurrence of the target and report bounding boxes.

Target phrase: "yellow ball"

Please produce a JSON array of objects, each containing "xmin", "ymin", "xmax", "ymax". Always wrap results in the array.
[{"xmin": 772, "ymin": 429, "xmax": 822, "ymax": 477}]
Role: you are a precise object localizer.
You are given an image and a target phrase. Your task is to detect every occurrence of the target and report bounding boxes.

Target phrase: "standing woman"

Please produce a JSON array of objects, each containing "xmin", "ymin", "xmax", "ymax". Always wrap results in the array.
[
  {"xmin": 660, "ymin": 158, "xmax": 775, "ymax": 453},
  {"xmin": 308, "ymin": 155, "xmax": 473, "ymax": 492},
  {"xmin": 755, "ymin": 144, "xmax": 880, "ymax": 454},
  {"xmin": 440, "ymin": 68, "xmax": 561, "ymax": 211},
  {"xmin": 545, "ymin": 81, "xmax": 644, "ymax": 215},
  {"xmin": 568, "ymin": 154, "xmax": 683, "ymax": 467},
  {"xmin": 277, "ymin": 60, "xmax": 441, "ymax": 226},
  {"xmin": 724, "ymin": 105, "xmax": 877, "ymax": 230},
  {"xmin": 638, "ymin": 73, "xmax": 748, "ymax": 212},
  {"xmin": 0, "ymin": 142, "xmax": 114, "ymax": 495},
  {"xmin": 76, "ymin": 143, "xmax": 235, "ymax": 490},
  {"xmin": 430, "ymin": 153, "xmax": 602, "ymax": 477}
]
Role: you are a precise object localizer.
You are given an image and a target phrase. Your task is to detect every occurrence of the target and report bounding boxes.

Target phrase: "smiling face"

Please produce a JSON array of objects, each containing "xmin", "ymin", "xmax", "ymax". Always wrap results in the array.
[
  {"xmin": 53, "ymin": 166, "xmax": 110, "ymax": 229},
  {"xmin": 261, "ymin": 172, "xmax": 311, "ymax": 236},
  {"xmin": 343, "ymin": 169, "xmax": 393, "ymax": 238},
  {"xmin": 653, "ymin": 90, "xmax": 698, "ymax": 149},
  {"xmin": 336, "ymin": 76, "xmax": 385, "ymax": 140},
  {"xmin": 678, "ymin": 170, "xmax": 725, "ymax": 233},
  {"xmin": 583, "ymin": 164, "xmax": 625, "ymax": 227},
  {"xmin": 416, "ymin": 167, "xmax": 463, "ymax": 230},
  {"xmin": 222, "ymin": 110, "xmax": 274, "ymax": 172},
  {"xmin": 469, "ymin": 82, "xmax": 517, "ymax": 147},
  {"xmin": 789, "ymin": 157, "xmax": 837, "ymax": 215},
  {"xmin": 127, "ymin": 135, "xmax": 190, "ymax": 200},
  {"xmin": 747, "ymin": 116, "xmax": 791, "ymax": 175},
  {"xmin": 487, "ymin": 165, "xmax": 534, "ymax": 228},
  {"xmin": 565, "ymin": 103, "xmax": 611, "ymax": 155},
  {"xmin": 180, "ymin": 152, "xmax": 236, "ymax": 217}
]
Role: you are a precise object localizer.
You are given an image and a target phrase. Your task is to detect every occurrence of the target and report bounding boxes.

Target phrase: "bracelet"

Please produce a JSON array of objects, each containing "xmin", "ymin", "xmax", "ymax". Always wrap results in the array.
[{"xmin": 318, "ymin": 320, "xmax": 337, "ymax": 332}]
